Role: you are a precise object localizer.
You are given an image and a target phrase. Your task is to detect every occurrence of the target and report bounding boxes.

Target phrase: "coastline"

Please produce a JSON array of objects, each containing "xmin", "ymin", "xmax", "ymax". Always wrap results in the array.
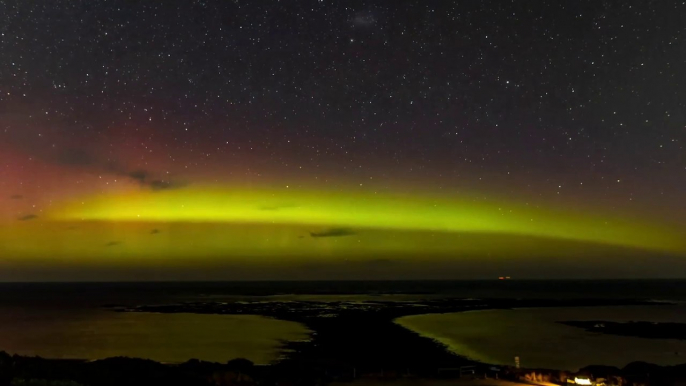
[
  {"xmin": 3, "ymin": 296, "xmax": 686, "ymax": 386},
  {"xmin": 394, "ymin": 313, "xmax": 499, "ymax": 366},
  {"xmin": 116, "ymin": 297, "xmax": 665, "ymax": 372},
  {"xmin": 0, "ymin": 309, "xmax": 308, "ymax": 365},
  {"xmin": 395, "ymin": 305, "xmax": 686, "ymax": 371}
]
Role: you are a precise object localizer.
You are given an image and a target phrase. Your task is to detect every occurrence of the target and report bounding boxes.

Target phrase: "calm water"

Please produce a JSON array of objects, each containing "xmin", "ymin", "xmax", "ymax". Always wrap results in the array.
[
  {"xmin": 2, "ymin": 280, "xmax": 686, "ymax": 305},
  {"xmin": 0, "ymin": 280, "xmax": 685, "ymax": 364},
  {"xmin": 0, "ymin": 306, "xmax": 308, "ymax": 364},
  {"xmin": 397, "ymin": 305, "xmax": 686, "ymax": 371}
]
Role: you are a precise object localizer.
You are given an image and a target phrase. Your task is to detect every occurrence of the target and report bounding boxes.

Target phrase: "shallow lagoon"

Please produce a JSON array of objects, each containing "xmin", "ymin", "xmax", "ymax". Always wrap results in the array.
[
  {"xmin": 397, "ymin": 305, "xmax": 686, "ymax": 370},
  {"xmin": 0, "ymin": 306, "xmax": 309, "ymax": 363}
]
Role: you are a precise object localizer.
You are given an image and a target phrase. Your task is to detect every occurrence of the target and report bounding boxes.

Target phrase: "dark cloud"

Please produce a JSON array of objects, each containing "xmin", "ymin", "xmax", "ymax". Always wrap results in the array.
[
  {"xmin": 18, "ymin": 214, "xmax": 38, "ymax": 221},
  {"xmin": 310, "ymin": 228, "xmax": 356, "ymax": 238},
  {"xmin": 10, "ymin": 195, "xmax": 23, "ymax": 200},
  {"xmin": 3, "ymin": 127, "xmax": 188, "ymax": 192},
  {"xmin": 126, "ymin": 170, "xmax": 188, "ymax": 191},
  {"xmin": 125, "ymin": 169, "xmax": 186, "ymax": 191},
  {"xmin": 150, "ymin": 179, "xmax": 187, "ymax": 191},
  {"xmin": 53, "ymin": 149, "xmax": 187, "ymax": 192},
  {"xmin": 118, "ymin": 169, "xmax": 188, "ymax": 192},
  {"xmin": 105, "ymin": 241, "xmax": 121, "ymax": 247},
  {"xmin": 127, "ymin": 170, "xmax": 150, "ymax": 183}
]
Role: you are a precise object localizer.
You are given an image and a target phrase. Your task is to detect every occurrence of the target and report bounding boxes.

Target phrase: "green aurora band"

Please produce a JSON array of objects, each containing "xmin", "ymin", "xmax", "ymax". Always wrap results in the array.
[{"xmin": 46, "ymin": 187, "xmax": 685, "ymax": 254}]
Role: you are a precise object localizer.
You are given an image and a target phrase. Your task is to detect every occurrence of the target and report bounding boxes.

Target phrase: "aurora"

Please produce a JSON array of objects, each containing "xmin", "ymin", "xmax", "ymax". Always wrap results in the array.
[
  {"xmin": 44, "ymin": 187, "xmax": 684, "ymax": 253},
  {"xmin": 2, "ymin": 0, "xmax": 685, "ymax": 281},
  {"xmin": 1, "ymin": 185, "xmax": 683, "ymax": 282}
]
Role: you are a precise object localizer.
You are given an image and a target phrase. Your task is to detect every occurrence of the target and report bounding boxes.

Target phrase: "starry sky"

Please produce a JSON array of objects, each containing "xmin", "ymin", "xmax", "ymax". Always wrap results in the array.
[{"xmin": 0, "ymin": 0, "xmax": 685, "ymax": 281}]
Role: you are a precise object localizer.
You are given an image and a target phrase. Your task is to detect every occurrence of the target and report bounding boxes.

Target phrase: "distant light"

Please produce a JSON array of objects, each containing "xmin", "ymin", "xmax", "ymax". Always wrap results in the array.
[{"xmin": 575, "ymin": 377, "xmax": 592, "ymax": 385}]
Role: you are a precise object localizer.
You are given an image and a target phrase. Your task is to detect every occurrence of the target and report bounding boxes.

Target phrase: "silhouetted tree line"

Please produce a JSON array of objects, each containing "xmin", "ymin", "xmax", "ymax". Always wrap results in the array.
[
  {"xmin": 3, "ymin": 350, "xmax": 686, "ymax": 386},
  {"xmin": 0, "ymin": 352, "xmax": 259, "ymax": 386},
  {"xmin": 0, "ymin": 352, "xmax": 349, "ymax": 386}
]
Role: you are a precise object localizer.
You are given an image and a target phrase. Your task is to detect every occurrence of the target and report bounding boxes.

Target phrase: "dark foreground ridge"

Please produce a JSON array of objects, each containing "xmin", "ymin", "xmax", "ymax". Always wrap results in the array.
[
  {"xmin": 3, "ymin": 350, "xmax": 686, "ymax": 386},
  {"xmin": 559, "ymin": 320, "xmax": 686, "ymax": 340}
]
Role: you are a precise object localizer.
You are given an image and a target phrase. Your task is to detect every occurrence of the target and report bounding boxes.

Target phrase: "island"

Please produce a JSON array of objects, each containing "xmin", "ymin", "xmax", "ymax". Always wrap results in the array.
[{"xmin": 559, "ymin": 320, "xmax": 686, "ymax": 340}]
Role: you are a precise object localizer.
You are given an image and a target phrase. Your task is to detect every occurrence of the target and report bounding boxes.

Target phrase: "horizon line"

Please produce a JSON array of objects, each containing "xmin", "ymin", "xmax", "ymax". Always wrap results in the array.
[{"xmin": 0, "ymin": 278, "xmax": 685, "ymax": 284}]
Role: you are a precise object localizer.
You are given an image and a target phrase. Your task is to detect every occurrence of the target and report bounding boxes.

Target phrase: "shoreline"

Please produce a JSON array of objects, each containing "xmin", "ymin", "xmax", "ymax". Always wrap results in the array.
[
  {"xmin": 3, "ymin": 297, "xmax": 681, "ymax": 373},
  {"xmin": 395, "ymin": 304, "xmax": 686, "ymax": 371},
  {"xmin": 3, "ymin": 298, "xmax": 686, "ymax": 386},
  {"xmin": 117, "ymin": 297, "xmax": 664, "ymax": 373}
]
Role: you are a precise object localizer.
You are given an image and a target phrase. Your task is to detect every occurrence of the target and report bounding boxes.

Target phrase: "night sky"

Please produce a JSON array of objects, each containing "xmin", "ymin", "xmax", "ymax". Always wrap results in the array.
[{"xmin": 1, "ymin": 1, "xmax": 685, "ymax": 281}]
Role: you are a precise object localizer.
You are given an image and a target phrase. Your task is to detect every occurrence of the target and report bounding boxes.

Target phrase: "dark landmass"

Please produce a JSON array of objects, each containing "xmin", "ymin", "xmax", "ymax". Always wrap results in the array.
[
  {"xmin": 0, "ymin": 353, "xmax": 273, "ymax": 386},
  {"xmin": 116, "ymin": 298, "xmax": 660, "ymax": 374},
  {"xmin": 0, "ymin": 297, "xmax": 681, "ymax": 386},
  {"xmin": 559, "ymin": 320, "xmax": 686, "ymax": 340},
  {"xmin": 309, "ymin": 228, "xmax": 356, "ymax": 238},
  {"xmin": 4, "ymin": 348, "xmax": 686, "ymax": 386}
]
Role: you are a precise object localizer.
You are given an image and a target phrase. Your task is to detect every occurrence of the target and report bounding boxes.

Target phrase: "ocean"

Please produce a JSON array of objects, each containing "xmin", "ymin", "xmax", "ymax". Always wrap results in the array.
[
  {"xmin": 0, "ymin": 280, "xmax": 685, "ymax": 365},
  {"xmin": 2, "ymin": 280, "xmax": 686, "ymax": 305}
]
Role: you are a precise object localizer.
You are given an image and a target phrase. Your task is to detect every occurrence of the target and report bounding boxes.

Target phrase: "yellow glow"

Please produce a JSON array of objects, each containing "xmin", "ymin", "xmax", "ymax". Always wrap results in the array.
[{"xmin": 41, "ymin": 187, "xmax": 684, "ymax": 254}]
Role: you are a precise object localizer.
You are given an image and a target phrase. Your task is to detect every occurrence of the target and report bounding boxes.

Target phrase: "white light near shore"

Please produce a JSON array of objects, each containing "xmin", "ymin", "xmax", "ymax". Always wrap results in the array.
[{"xmin": 575, "ymin": 377, "xmax": 593, "ymax": 385}]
